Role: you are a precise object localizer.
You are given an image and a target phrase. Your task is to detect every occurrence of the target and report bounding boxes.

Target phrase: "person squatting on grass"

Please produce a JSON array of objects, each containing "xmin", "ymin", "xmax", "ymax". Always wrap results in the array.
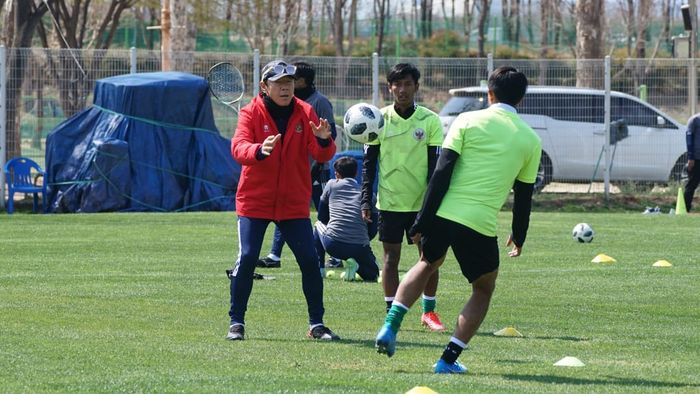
[
  {"xmin": 226, "ymin": 59, "xmax": 339, "ymax": 341},
  {"xmin": 684, "ymin": 112, "xmax": 700, "ymax": 211},
  {"xmin": 313, "ymin": 156, "xmax": 379, "ymax": 282},
  {"xmin": 374, "ymin": 66, "xmax": 542, "ymax": 374},
  {"xmin": 257, "ymin": 61, "xmax": 340, "ymax": 269},
  {"xmin": 360, "ymin": 62, "xmax": 447, "ymax": 331}
]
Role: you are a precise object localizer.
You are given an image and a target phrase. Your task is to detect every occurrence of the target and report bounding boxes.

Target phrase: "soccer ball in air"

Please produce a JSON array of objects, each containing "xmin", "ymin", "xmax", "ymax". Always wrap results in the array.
[
  {"xmin": 343, "ymin": 103, "xmax": 384, "ymax": 144},
  {"xmin": 572, "ymin": 223, "xmax": 594, "ymax": 243}
]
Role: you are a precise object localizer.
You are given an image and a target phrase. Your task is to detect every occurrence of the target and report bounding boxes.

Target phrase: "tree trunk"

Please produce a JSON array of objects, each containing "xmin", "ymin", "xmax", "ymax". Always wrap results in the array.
[
  {"xmin": 5, "ymin": 0, "xmax": 49, "ymax": 161},
  {"xmin": 334, "ymin": 0, "xmax": 345, "ymax": 56},
  {"xmin": 463, "ymin": 0, "xmax": 475, "ymax": 52},
  {"xmin": 575, "ymin": 0, "xmax": 605, "ymax": 88},
  {"xmin": 305, "ymin": 0, "xmax": 313, "ymax": 53},
  {"xmin": 625, "ymin": 0, "xmax": 634, "ymax": 56},
  {"xmin": 375, "ymin": 0, "xmax": 387, "ymax": 55},
  {"xmin": 347, "ymin": 0, "xmax": 358, "ymax": 54},
  {"xmin": 635, "ymin": 0, "xmax": 650, "ymax": 59},
  {"xmin": 476, "ymin": 0, "xmax": 491, "ymax": 57},
  {"xmin": 171, "ymin": 0, "xmax": 196, "ymax": 72}
]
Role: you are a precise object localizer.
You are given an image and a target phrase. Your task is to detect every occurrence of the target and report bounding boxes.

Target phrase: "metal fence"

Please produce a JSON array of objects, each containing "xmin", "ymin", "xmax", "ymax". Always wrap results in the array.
[{"xmin": 1, "ymin": 47, "xmax": 696, "ymax": 208}]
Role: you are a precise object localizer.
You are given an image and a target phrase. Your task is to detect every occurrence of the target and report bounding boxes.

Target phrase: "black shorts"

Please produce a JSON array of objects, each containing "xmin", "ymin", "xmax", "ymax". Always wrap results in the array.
[
  {"xmin": 378, "ymin": 210, "xmax": 418, "ymax": 244},
  {"xmin": 421, "ymin": 216, "xmax": 499, "ymax": 283}
]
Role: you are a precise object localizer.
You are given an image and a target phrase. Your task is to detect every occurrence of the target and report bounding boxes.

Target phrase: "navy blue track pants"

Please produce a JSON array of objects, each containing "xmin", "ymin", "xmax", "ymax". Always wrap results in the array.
[{"xmin": 228, "ymin": 216, "xmax": 325, "ymax": 326}]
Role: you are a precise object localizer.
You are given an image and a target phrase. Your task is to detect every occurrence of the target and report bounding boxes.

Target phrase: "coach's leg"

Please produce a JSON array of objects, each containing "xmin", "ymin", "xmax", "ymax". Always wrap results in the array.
[
  {"xmin": 280, "ymin": 218, "xmax": 325, "ymax": 325},
  {"xmin": 229, "ymin": 217, "xmax": 269, "ymax": 325},
  {"xmin": 453, "ymin": 270, "xmax": 498, "ymax": 344}
]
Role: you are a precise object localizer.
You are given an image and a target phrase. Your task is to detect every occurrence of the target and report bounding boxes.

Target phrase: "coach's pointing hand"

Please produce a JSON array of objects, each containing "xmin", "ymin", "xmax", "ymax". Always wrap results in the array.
[
  {"xmin": 261, "ymin": 134, "xmax": 281, "ymax": 156},
  {"xmin": 310, "ymin": 118, "xmax": 331, "ymax": 139}
]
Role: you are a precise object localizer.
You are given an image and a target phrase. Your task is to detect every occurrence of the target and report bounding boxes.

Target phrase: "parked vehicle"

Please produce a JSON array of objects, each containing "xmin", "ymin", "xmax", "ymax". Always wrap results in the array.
[{"xmin": 439, "ymin": 86, "xmax": 688, "ymax": 190}]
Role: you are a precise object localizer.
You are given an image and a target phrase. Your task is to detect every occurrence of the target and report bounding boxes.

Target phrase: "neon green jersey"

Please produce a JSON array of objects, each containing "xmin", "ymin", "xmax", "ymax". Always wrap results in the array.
[
  {"xmin": 437, "ymin": 106, "xmax": 542, "ymax": 236},
  {"xmin": 368, "ymin": 105, "xmax": 443, "ymax": 211}
]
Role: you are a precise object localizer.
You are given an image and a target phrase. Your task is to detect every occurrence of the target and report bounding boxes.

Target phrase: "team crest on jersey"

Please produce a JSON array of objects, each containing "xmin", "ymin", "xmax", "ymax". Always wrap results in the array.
[
  {"xmin": 295, "ymin": 123, "xmax": 303, "ymax": 133},
  {"xmin": 413, "ymin": 128, "xmax": 426, "ymax": 141},
  {"xmin": 263, "ymin": 124, "xmax": 270, "ymax": 133}
]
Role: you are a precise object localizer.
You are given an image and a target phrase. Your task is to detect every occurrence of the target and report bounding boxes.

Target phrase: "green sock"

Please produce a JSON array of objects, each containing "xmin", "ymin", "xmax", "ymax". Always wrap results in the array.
[
  {"xmin": 385, "ymin": 304, "xmax": 408, "ymax": 332},
  {"xmin": 422, "ymin": 297, "xmax": 436, "ymax": 313}
]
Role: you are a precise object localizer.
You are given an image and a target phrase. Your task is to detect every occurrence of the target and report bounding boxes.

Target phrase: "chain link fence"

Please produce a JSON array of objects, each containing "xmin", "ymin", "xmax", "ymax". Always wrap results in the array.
[{"xmin": 1, "ymin": 48, "xmax": 696, "ymax": 205}]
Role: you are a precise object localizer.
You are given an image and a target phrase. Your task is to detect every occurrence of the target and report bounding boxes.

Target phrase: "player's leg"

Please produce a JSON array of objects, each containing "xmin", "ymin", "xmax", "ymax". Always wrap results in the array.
[
  {"xmin": 378, "ymin": 210, "xmax": 405, "ymax": 312},
  {"xmin": 313, "ymin": 222, "xmax": 328, "ymax": 272},
  {"xmin": 434, "ymin": 220, "xmax": 499, "ymax": 373},
  {"xmin": 280, "ymin": 218, "xmax": 338, "ymax": 340},
  {"xmin": 376, "ymin": 224, "xmax": 450, "ymax": 357},
  {"xmin": 228, "ymin": 216, "xmax": 269, "ymax": 340},
  {"xmin": 353, "ymin": 244, "xmax": 380, "ymax": 282},
  {"xmin": 404, "ymin": 212, "xmax": 444, "ymax": 331}
]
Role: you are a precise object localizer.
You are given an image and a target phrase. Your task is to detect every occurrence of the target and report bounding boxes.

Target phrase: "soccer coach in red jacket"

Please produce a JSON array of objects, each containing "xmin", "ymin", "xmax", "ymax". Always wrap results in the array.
[{"xmin": 226, "ymin": 60, "xmax": 339, "ymax": 342}]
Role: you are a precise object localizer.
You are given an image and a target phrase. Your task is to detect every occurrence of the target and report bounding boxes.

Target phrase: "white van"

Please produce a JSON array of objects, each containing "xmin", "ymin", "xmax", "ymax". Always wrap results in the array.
[{"xmin": 439, "ymin": 86, "xmax": 688, "ymax": 189}]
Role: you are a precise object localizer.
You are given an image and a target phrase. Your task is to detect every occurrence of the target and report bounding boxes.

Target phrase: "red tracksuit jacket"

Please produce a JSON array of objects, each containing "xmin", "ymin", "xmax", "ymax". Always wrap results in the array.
[{"xmin": 232, "ymin": 95, "xmax": 336, "ymax": 220}]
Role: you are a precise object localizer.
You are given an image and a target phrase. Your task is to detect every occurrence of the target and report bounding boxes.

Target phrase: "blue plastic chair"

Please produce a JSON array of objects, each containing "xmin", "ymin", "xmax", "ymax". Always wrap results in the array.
[{"xmin": 3, "ymin": 157, "xmax": 47, "ymax": 214}]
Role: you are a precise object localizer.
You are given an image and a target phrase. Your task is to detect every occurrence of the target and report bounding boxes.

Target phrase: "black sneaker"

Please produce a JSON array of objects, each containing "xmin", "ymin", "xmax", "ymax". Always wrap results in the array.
[
  {"xmin": 307, "ymin": 325, "xmax": 340, "ymax": 341},
  {"xmin": 256, "ymin": 257, "xmax": 281, "ymax": 268},
  {"xmin": 325, "ymin": 257, "xmax": 344, "ymax": 268},
  {"xmin": 226, "ymin": 324, "xmax": 245, "ymax": 341}
]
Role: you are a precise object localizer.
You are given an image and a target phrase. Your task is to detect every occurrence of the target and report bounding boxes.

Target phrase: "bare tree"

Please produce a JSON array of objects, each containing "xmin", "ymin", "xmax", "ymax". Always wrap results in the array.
[
  {"xmin": 305, "ymin": 0, "xmax": 313, "ymax": 53},
  {"xmin": 575, "ymin": 0, "xmax": 605, "ymax": 88},
  {"xmin": 476, "ymin": 0, "xmax": 491, "ymax": 57},
  {"xmin": 233, "ymin": 0, "xmax": 300, "ymax": 55},
  {"xmin": 3, "ymin": 0, "xmax": 51, "ymax": 160},
  {"xmin": 347, "ymin": 0, "xmax": 358, "ymax": 54},
  {"xmin": 374, "ymin": 0, "xmax": 388, "ymax": 55},
  {"xmin": 462, "ymin": 0, "xmax": 476, "ymax": 52},
  {"xmin": 334, "ymin": 0, "xmax": 347, "ymax": 55},
  {"xmin": 171, "ymin": 0, "xmax": 197, "ymax": 71},
  {"xmin": 38, "ymin": 0, "xmax": 136, "ymax": 118},
  {"xmin": 420, "ymin": 0, "xmax": 434, "ymax": 38},
  {"xmin": 635, "ymin": 0, "xmax": 652, "ymax": 58}
]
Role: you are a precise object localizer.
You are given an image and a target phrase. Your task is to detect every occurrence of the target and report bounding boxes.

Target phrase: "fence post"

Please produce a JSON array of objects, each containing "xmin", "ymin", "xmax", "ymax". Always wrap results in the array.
[
  {"xmin": 604, "ymin": 56, "xmax": 611, "ymax": 199},
  {"xmin": 253, "ymin": 49, "xmax": 260, "ymax": 96},
  {"xmin": 130, "ymin": 47, "xmax": 137, "ymax": 74},
  {"xmin": 0, "ymin": 46, "xmax": 6, "ymax": 210},
  {"xmin": 690, "ymin": 58, "xmax": 697, "ymax": 116},
  {"xmin": 372, "ymin": 53, "xmax": 379, "ymax": 107}
]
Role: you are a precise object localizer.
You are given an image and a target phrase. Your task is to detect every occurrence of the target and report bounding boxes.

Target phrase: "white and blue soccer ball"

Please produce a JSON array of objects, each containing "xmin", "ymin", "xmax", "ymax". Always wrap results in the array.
[
  {"xmin": 343, "ymin": 103, "xmax": 384, "ymax": 144},
  {"xmin": 572, "ymin": 223, "xmax": 594, "ymax": 243}
]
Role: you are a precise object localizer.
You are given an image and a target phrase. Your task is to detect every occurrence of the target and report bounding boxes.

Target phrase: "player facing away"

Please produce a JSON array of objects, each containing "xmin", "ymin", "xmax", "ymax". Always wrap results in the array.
[
  {"xmin": 360, "ymin": 63, "xmax": 446, "ymax": 331},
  {"xmin": 374, "ymin": 66, "xmax": 542, "ymax": 374},
  {"xmin": 226, "ymin": 59, "xmax": 339, "ymax": 341}
]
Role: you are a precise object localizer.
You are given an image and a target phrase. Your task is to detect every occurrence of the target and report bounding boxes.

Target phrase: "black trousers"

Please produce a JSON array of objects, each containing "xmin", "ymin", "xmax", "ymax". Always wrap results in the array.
[{"xmin": 684, "ymin": 163, "xmax": 700, "ymax": 211}]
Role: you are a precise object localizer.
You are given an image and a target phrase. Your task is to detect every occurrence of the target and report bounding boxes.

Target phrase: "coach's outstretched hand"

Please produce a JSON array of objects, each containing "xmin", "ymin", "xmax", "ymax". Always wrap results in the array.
[
  {"xmin": 506, "ymin": 234, "xmax": 522, "ymax": 257},
  {"xmin": 261, "ymin": 134, "xmax": 281, "ymax": 156},
  {"xmin": 310, "ymin": 118, "xmax": 331, "ymax": 139}
]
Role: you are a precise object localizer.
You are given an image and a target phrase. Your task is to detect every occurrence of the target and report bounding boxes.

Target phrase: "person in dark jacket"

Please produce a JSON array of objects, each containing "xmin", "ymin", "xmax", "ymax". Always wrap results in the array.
[
  {"xmin": 684, "ymin": 113, "xmax": 700, "ymax": 211},
  {"xmin": 226, "ymin": 59, "xmax": 339, "ymax": 342}
]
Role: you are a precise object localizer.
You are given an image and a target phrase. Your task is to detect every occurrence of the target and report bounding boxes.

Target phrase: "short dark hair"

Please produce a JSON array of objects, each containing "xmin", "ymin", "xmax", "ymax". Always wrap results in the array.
[
  {"xmin": 487, "ymin": 66, "xmax": 528, "ymax": 106},
  {"xmin": 387, "ymin": 63, "xmax": 420, "ymax": 84},
  {"xmin": 333, "ymin": 156, "xmax": 358, "ymax": 179},
  {"xmin": 293, "ymin": 61, "xmax": 315, "ymax": 85}
]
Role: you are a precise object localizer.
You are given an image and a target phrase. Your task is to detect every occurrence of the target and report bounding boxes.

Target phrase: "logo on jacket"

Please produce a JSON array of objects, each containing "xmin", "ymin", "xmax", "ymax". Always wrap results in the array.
[
  {"xmin": 264, "ymin": 124, "xmax": 270, "ymax": 133},
  {"xmin": 295, "ymin": 123, "xmax": 303, "ymax": 133},
  {"xmin": 413, "ymin": 128, "xmax": 425, "ymax": 141}
]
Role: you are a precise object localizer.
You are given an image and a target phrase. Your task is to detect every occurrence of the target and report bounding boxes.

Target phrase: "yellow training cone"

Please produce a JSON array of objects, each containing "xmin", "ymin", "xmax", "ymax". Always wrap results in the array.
[
  {"xmin": 554, "ymin": 356, "xmax": 585, "ymax": 367},
  {"xmin": 406, "ymin": 387, "xmax": 438, "ymax": 394},
  {"xmin": 653, "ymin": 260, "xmax": 673, "ymax": 267},
  {"xmin": 325, "ymin": 270, "xmax": 336, "ymax": 278},
  {"xmin": 494, "ymin": 326, "xmax": 524, "ymax": 337},
  {"xmin": 676, "ymin": 187, "xmax": 688, "ymax": 215},
  {"xmin": 591, "ymin": 254, "xmax": 617, "ymax": 264}
]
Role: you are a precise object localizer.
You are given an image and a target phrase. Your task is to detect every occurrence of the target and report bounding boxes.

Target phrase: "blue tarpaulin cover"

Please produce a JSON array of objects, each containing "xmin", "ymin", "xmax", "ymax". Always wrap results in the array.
[{"xmin": 45, "ymin": 72, "xmax": 239, "ymax": 212}]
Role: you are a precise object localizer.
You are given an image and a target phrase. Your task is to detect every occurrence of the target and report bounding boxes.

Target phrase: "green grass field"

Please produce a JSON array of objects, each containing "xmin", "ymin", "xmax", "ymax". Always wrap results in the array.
[{"xmin": 1, "ymin": 212, "xmax": 698, "ymax": 393}]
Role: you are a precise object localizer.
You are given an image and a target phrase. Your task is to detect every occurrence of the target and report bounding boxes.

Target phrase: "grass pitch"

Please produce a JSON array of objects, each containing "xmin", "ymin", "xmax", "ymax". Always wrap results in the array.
[{"xmin": 1, "ymin": 211, "xmax": 698, "ymax": 393}]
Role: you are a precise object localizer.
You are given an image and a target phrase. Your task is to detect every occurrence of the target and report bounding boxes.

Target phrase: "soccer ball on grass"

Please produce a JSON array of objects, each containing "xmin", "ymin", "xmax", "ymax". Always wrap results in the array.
[
  {"xmin": 343, "ymin": 103, "xmax": 384, "ymax": 144},
  {"xmin": 572, "ymin": 223, "xmax": 594, "ymax": 243}
]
